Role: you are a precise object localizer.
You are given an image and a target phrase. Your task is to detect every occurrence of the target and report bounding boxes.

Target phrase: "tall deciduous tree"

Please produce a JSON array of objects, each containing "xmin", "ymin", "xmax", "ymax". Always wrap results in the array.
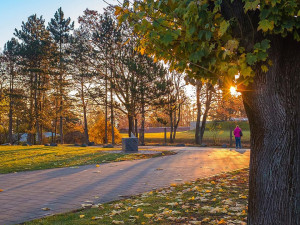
[
  {"xmin": 48, "ymin": 7, "xmax": 74, "ymax": 144},
  {"xmin": 69, "ymin": 29, "xmax": 93, "ymax": 145},
  {"xmin": 118, "ymin": 0, "xmax": 300, "ymax": 223}
]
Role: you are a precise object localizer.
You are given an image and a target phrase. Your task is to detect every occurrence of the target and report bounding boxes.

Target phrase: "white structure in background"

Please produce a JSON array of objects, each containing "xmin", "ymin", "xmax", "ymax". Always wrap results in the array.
[
  {"xmin": 19, "ymin": 132, "xmax": 58, "ymax": 142},
  {"xmin": 190, "ymin": 121, "xmax": 212, "ymax": 130}
]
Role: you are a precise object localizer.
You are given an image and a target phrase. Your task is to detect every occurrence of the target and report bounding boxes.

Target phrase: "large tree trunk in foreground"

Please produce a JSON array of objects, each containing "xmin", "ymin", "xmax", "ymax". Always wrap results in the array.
[{"xmin": 243, "ymin": 35, "xmax": 300, "ymax": 224}]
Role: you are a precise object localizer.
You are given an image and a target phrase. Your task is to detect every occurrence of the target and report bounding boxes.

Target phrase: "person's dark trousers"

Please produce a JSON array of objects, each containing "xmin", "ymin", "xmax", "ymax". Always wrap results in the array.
[{"xmin": 235, "ymin": 137, "xmax": 241, "ymax": 149}]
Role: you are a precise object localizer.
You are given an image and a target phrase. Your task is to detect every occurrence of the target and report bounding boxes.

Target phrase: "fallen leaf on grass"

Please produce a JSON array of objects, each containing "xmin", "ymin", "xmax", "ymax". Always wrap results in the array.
[
  {"xmin": 136, "ymin": 208, "xmax": 143, "ymax": 212},
  {"xmin": 218, "ymin": 219, "xmax": 227, "ymax": 224},
  {"xmin": 239, "ymin": 195, "xmax": 247, "ymax": 199},
  {"xmin": 144, "ymin": 213, "xmax": 154, "ymax": 218},
  {"xmin": 189, "ymin": 221, "xmax": 202, "ymax": 224},
  {"xmin": 92, "ymin": 216, "xmax": 103, "ymax": 220},
  {"xmin": 167, "ymin": 202, "xmax": 178, "ymax": 207},
  {"xmin": 112, "ymin": 220, "xmax": 124, "ymax": 224},
  {"xmin": 188, "ymin": 196, "xmax": 195, "ymax": 201},
  {"xmin": 79, "ymin": 215, "xmax": 85, "ymax": 218},
  {"xmin": 202, "ymin": 217, "xmax": 211, "ymax": 222}
]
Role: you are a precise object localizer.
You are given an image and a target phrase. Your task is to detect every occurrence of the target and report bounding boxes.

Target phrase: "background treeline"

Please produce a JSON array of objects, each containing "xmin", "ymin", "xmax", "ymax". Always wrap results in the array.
[{"xmin": 0, "ymin": 7, "xmax": 246, "ymax": 145}]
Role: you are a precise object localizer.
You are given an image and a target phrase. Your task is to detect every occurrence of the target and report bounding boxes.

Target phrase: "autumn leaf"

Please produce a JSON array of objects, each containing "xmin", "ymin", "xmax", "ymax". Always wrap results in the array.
[
  {"xmin": 218, "ymin": 218, "xmax": 227, "ymax": 224},
  {"xmin": 112, "ymin": 220, "xmax": 124, "ymax": 224},
  {"xmin": 41, "ymin": 207, "xmax": 50, "ymax": 211},
  {"xmin": 79, "ymin": 215, "xmax": 85, "ymax": 218},
  {"xmin": 144, "ymin": 213, "xmax": 154, "ymax": 218},
  {"xmin": 92, "ymin": 216, "xmax": 103, "ymax": 220},
  {"xmin": 136, "ymin": 208, "xmax": 143, "ymax": 212}
]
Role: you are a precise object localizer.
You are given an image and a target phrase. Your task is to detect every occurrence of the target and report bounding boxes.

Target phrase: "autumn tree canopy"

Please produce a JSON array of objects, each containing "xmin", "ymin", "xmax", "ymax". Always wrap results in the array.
[{"xmin": 116, "ymin": 0, "xmax": 300, "ymax": 224}]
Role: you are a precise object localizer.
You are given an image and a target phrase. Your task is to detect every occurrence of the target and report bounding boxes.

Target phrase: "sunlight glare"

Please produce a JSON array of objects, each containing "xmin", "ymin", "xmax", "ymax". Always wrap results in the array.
[{"xmin": 230, "ymin": 86, "xmax": 238, "ymax": 96}]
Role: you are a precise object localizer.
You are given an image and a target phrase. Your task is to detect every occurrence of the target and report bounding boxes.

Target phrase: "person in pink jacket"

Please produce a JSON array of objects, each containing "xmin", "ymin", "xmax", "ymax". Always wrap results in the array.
[{"xmin": 233, "ymin": 125, "xmax": 242, "ymax": 149}]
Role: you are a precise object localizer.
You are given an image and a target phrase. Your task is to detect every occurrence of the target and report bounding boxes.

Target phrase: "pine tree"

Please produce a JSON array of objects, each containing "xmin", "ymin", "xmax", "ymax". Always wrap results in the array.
[
  {"xmin": 14, "ymin": 14, "xmax": 53, "ymax": 144},
  {"xmin": 48, "ymin": 7, "xmax": 74, "ymax": 144},
  {"xmin": 3, "ymin": 38, "xmax": 20, "ymax": 144}
]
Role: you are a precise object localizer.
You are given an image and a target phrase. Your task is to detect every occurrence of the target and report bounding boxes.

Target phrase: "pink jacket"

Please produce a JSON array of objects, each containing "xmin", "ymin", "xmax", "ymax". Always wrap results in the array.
[{"xmin": 234, "ymin": 127, "xmax": 242, "ymax": 137}]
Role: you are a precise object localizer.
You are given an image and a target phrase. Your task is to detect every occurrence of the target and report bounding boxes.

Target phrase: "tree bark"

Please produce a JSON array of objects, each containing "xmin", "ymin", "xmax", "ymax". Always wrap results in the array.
[
  {"xmin": 104, "ymin": 67, "xmax": 108, "ymax": 144},
  {"xmin": 140, "ymin": 95, "xmax": 145, "ymax": 145},
  {"xmin": 135, "ymin": 118, "xmax": 138, "ymax": 138},
  {"xmin": 81, "ymin": 81, "xmax": 89, "ymax": 144},
  {"xmin": 128, "ymin": 114, "xmax": 134, "ymax": 137},
  {"xmin": 195, "ymin": 83, "xmax": 202, "ymax": 144},
  {"xmin": 59, "ymin": 41, "xmax": 64, "ymax": 145},
  {"xmin": 172, "ymin": 105, "xmax": 181, "ymax": 141},
  {"xmin": 242, "ymin": 35, "xmax": 300, "ymax": 225},
  {"xmin": 110, "ymin": 78, "xmax": 115, "ymax": 145},
  {"xmin": 169, "ymin": 112, "xmax": 174, "ymax": 143},
  {"xmin": 8, "ymin": 66, "xmax": 14, "ymax": 145},
  {"xmin": 199, "ymin": 85, "xmax": 213, "ymax": 145}
]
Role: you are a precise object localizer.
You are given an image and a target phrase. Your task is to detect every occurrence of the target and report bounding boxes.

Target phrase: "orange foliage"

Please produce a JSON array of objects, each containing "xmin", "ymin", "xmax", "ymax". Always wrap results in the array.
[{"xmin": 89, "ymin": 116, "xmax": 122, "ymax": 144}]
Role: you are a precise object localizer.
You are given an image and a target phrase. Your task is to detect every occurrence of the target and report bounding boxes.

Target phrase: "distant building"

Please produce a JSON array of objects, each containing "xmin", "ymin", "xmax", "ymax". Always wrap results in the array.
[{"xmin": 19, "ymin": 132, "xmax": 59, "ymax": 142}]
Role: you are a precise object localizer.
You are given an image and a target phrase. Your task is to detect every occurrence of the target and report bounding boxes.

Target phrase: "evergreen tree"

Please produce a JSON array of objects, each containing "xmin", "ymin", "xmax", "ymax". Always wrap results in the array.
[
  {"xmin": 48, "ymin": 7, "xmax": 74, "ymax": 144},
  {"xmin": 14, "ymin": 14, "xmax": 53, "ymax": 144},
  {"xmin": 3, "ymin": 38, "xmax": 20, "ymax": 144}
]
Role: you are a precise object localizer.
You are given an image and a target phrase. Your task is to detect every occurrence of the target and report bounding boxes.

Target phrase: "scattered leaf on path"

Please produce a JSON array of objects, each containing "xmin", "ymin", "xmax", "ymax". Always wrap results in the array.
[{"xmin": 41, "ymin": 208, "xmax": 50, "ymax": 211}]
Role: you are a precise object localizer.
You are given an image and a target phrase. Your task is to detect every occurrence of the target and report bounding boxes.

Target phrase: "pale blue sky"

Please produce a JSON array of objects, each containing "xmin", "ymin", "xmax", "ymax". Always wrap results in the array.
[{"xmin": 0, "ymin": 0, "xmax": 118, "ymax": 50}]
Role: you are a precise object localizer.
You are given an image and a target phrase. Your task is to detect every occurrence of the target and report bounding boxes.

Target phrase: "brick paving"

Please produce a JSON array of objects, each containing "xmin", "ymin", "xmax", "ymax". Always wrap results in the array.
[{"xmin": 0, "ymin": 147, "xmax": 250, "ymax": 224}]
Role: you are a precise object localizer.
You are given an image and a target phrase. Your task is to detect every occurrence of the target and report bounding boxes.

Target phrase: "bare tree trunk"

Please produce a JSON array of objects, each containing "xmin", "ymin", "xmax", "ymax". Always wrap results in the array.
[
  {"xmin": 195, "ymin": 83, "xmax": 202, "ymax": 144},
  {"xmin": 59, "ymin": 41, "xmax": 64, "ymax": 145},
  {"xmin": 54, "ymin": 98, "xmax": 57, "ymax": 143},
  {"xmin": 169, "ymin": 112, "xmax": 173, "ymax": 143},
  {"xmin": 140, "ymin": 95, "xmax": 145, "ymax": 145},
  {"xmin": 243, "ymin": 35, "xmax": 300, "ymax": 225},
  {"xmin": 8, "ymin": 68, "xmax": 14, "ymax": 144},
  {"xmin": 104, "ymin": 67, "xmax": 108, "ymax": 144},
  {"xmin": 27, "ymin": 74, "xmax": 34, "ymax": 144},
  {"xmin": 173, "ymin": 104, "xmax": 181, "ymax": 141},
  {"xmin": 34, "ymin": 73, "xmax": 40, "ymax": 145},
  {"xmin": 59, "ymin": 83, "xmax": 63, "ymax": 144},
  {"xmin": 199, "ymin": 85, "xmax": 213, "ymax": 145},
  {"xmin": 81, "ymin": 81, "xmax": 89, "ymax": 144},
  {"xmin": 135, "ymin": 118, "xmax": 138, "ymax": 138},
  {"xmin": 16, "ymin": 119, "xmax": 19, "ymax": 145},
  {"xmin": 110, "ymin": 77, "xmax": 115, "ymax": 145},
  {"xmin": 128, "ymin": 114, "xmax": 134, "ymax": 137}
]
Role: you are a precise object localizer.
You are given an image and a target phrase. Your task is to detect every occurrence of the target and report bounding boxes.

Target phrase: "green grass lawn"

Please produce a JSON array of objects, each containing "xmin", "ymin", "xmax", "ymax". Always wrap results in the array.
[
  {"xmin": 0, "ymin": 145, "xmax": 173, "ymax": 174},
  {"xmin": 122, "ymin": 130, "xmax": 250, "ymax": 145},
  {"xmin": 26, "ymin": 168, "xmax": 249, "ymax": 225}
]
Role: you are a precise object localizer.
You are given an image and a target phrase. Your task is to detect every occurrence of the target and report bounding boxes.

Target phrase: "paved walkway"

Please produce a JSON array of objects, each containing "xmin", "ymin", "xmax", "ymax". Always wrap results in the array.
[{"xmin": 0, "ymin": 147, "xmax": 250, "ymax": 225}]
